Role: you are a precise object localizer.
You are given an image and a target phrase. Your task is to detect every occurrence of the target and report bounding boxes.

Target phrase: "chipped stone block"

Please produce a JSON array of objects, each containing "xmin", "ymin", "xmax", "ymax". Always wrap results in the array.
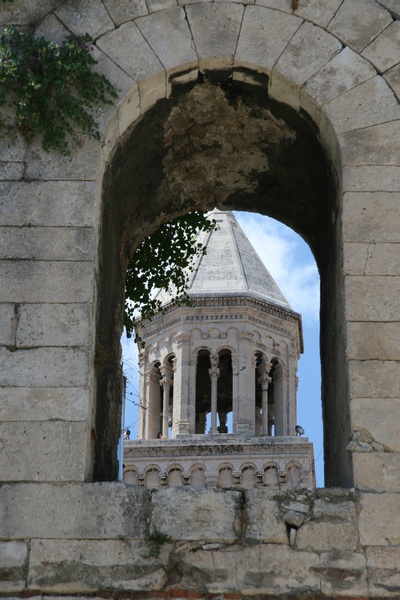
[
  {"xmin": 344, "ymin": 242, "xmax": 400, "ymax": 276},
  {"xmin": 339, "ymin": 121, "xmax": 400, "ymax": 166},
  {"xmin": 0, "ymin": 346, "xmax": 90, "ymax": 387},
  {"xmin": 186, "ymin": 3, "xmax": 244, "ymax": 69},
  {"xmin": 348, "ymin": 360, "xmax": 400, "ymax": 399},
  {"xmin": 16, "ymin": 303, "xmax": 91, "ymax": 347},
  {"xmin": 350, "ymin": 397, "xmax": 400, "ymax": 452},
  {"xmin": 285, "ymin": 509, "xmax": 305, "ymax": 528},
  {"xmin": 0, "ymin": 483, "xmax": 149, "ymax": 539},
  {"xmin": 353, "ymin": 452, "xmax": 400, "ymax": 492},
  {"xmin": 347, "ymin": 322, "xmax": 400, "ymax": 360},
  {"xmin": 0, "ymin": 227, "xmax": 95, "ymax": 261},
  {"xmin": 0, "ymin": 261, "xmax": 93, "ymax": 303},
  {"xmin": 0, "ymin": 387, "xmax": 89, "ymax": 422},
  {"xmin": 345, "ymin": 276, "xmax": 400, "ymax": 321},
  {"xmin": 245, "ymin": 489, "xmax": 288, "ymax": 543},
  {"xmin": 359, "ymin": 493, "xmax": 400, "ymax": 546},
  {"xmin": 0, "ymin": 421, "xmax": 87, "ymax": 482},
  {"xmin": 150, "ymin": 487, "xmax": 240, "ymax": 543},
  {"xmin": 0, "ymin": 540, "xmax": 28, "ymax": 593},
  {"xmin": 28, "ymin": 538, "xmax": 169, "ymax": 593},
  {"xmin": 328, "ymin": 0, "xmax": 392, "ymax": 53},
  {"xmin": 136, "ymin": 8, "xmax": 198, "ymax": 72},
  {"xmin": 366, "ymin": 546, "xmax": 400, "ymax": 596},
  {"xmin": 362, "ymin": 21, "xmax": 400, "ymax": 74},
  {"xmin": 0, "ymin": 181, "xmax": 95, "ymax": 227},
  {"xmin": 343, "ymin": 166, "xmax": 400, "ymax": 192},
  {"xmin": 312, "ymin": 499, "xmax": 356, "ymax": 521},
  {"xmin": 235, "ymin": 6, "xmax": 301, "ymax": 74},
  {"xmin": 296, "ymin": 521, "xmax": 358, "ymax": 552},
  {"xmin": 103, "ymin": 0, "xmax": 148, "ymax": 26},
  {"xmin": 55, "ymin": 0, "xmax": 114, "ymax": 38},
  {"xmin": 274, "ymin": 21, "xmax": 342, "ymax": 88},
  {"xmin": 322, "ymin": 76, "xmax": 400, "ymax": 135},
  {"xmin": 317, "ymin": 551, "xmax": 367, "ymax": 597}
]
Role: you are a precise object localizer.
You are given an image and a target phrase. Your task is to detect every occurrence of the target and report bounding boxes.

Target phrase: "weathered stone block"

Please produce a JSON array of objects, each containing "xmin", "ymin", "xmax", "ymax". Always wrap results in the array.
[
  {"xmin": 0, "ymin": 483, "xmax": 149, "ymax": 539},
  {"xmin": 350, "ymin": 397, "xmax": 400, "ymax": 452},
  {"xmin": 345, "ymin": 276, "xmax": 400, "ymax": 321},
  {"xmin": 136, "ymin": 8, "xmax": 198, "ymax": 72},
  {"xmin": 312, "ymin": 498, "xmax": 356, "ymax": 521},
  {"xmin": 343, "ymin": 166, "xmax": 400, "ymax": 192},
  {"xmin": 348, "ymin": 360, "xmax": 400, "ymax": 399},
  {"xmin": 0, "ymin": 227, "xmax": 95, "ymax": 261},
  {"xmin": 16, "ymin": 303, "xmax": 91, "ymax": 347},
  {"xmin": 362, "ymin": 21, "xmax": 400, "ymax": 74},
  {"xmin": 25, "ymin": 135, "xmax": 100, "ymax": 180},
  {"xmin": 274, "ymin": 21, "xmax": 342, "ymax": 87},
  {"xmin": 55, "ymin": 0, "xmax": 114, "ymax": 38},
  {"xmin": 0, "ymin": 261, "xmax": 93, "ymax": 303},
  {"xmin": 347, "ymin": 322, "xmax": 400, "ymax": 360},
  {"xmin": 317, "ymin": 551, "xmax": 367, "ymax": 597},
  {"xmin": 0, "ymin": 387, "xmax": 89, "ymax": 422},
  {"xmin": 322, "ymin": 76, "xmax": 400, "ymax": 135},
  {"xmin": 0, "ymin": 161, "xmax": 24, "ymax": 180},
  {"xmin": 28, "ymin": 538, "xmax": 169, "ymax": 593},
  {"xmin": 0, "ymin": 181, "xmax": 95, "ymax": 227},
  {"xmin": 344, "ymin": 242, "xmax": 400, "ymax": 276},
  {"xmin": 150, "ymin": 487, "xmax": 241, "ymax": 543},
  {"xmin": 235, "ymin": 6, "xmax": 301, "ymax": 74},
  {"xmin": 339, "ymin": 121, "xmax": 400, "ymax": 166},
  {"xmin": 103, "ymin": 0, "xmax": 147, "ymax": 26},
  {"xmin": 97, "ymin": 21, "xmax": 163, "ymax": 83},
  {"xmin": 359, "ymin": 493, "xmax": 400, "ymax": 546},
  {"xmin": 353, "ymin": 452, "xmax": 400, "ymax": 492},
  {"xmin": 0, "ymin": 540, "xmax": 28, "ymax": 593},
  {"xmin": 328, "ymin": 0, "xmax": 392, "ymax": 53},
  {"xmin": 175, "ymin": 543, "xmax": 320, "ymax": 595},
  {"xmin": 148, "ymin": 0, "xmax": 176, "ymax": 12},
  {"xmin": 366, "ymin": 546, "xmax": 400, "ymax": 596},
  {"xmin": 385, "ymin": 62, "xmax": 400, "ymax": 101},
  {"xmin": 296, "ymin": 521, "xmax": 358, "ymax": 551},
  {"xmin": 0, "ymin": 347, "xmax": 89, "ymax": 387},
  {"xmin": 343, "ymin": 192, "xmax": 400, "ymax": 243},
  {"xmin": 186, "ymin": 3, "xmax": 243, "ymax": 69},
  {"xmin": 244, "ymin": 489, "xmax": 288, "ymax": 543},
  {"xmin": 0, "ymin": 421, "xmax": 87, "ymax": 481},
  {"xmin": 301, "ymin": 46, "xmax": 375, "ymax": 115},
  {"xmin": 255, "ymin": 0, "xmax": 343, "ymax": 28},
  {"xmin": 0, "ymin": 303, "xmax": 14, "ymax": 346},
  {"xmin": 118, "ymin": 85, "xmax": 141, "ymax": 137}
]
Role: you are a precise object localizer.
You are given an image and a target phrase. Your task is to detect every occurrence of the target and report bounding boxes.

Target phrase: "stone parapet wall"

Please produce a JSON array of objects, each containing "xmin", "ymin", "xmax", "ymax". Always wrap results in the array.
[{"xmin": 0, "ymin": 485, "xmax": 399, "ymax": 597}]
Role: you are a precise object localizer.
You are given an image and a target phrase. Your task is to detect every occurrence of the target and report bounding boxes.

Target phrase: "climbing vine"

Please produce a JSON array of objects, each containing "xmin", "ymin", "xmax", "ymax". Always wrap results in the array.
[
  {"xmin": 125, "ymin": 212, "xmax": 217, "ymax": 339},
  {"xmin": 0, "ymin": 27, "xmax": 117, "ymax": 155}
]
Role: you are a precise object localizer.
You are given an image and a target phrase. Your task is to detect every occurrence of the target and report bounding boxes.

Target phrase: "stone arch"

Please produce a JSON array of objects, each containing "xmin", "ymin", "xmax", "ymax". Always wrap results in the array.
[{"xmin": 33, "ymin": 0, "xmax": 395, "ymax": 489}]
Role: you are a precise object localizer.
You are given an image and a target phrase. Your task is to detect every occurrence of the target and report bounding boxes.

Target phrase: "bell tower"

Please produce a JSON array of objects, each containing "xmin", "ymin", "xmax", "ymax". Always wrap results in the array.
[{"xmin": 124, "ymin": 211, "xmax": 315, "ymax": 489}]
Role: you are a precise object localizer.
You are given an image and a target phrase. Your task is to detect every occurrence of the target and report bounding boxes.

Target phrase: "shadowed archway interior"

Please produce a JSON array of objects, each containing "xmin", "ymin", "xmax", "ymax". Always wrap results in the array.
[{"xmin": 95, "ymin": 72, "xmax": 344, "ymax": 486}]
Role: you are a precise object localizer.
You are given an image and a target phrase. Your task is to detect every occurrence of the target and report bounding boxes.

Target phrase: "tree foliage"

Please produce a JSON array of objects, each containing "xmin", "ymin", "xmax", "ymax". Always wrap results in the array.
[
  {"xmin": 124, "ymin": 211, "xmax": 216, "ymax": 339},
  {"xmin": 0, "ymin": 27, "xmax": 117, "ymax": 154}
]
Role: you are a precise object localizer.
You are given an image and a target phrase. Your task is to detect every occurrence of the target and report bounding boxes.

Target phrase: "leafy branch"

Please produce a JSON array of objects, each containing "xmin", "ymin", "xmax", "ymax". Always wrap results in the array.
[
  {"xmin": 0, "ymin": 27, "xmax": 117, "ymax": 155},
  {"xmin": 124, "ymin": 212, "xmax": 217, "ymax": 339}
]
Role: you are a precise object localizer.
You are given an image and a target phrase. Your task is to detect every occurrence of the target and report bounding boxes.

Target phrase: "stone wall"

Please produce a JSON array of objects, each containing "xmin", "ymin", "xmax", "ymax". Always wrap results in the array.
[{"xmin": 1, "ymin": 0, "xmax": 400, "ymax": 597}]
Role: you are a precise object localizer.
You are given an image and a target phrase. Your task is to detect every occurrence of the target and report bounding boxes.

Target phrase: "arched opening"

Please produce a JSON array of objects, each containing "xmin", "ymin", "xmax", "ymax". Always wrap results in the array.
[
  {"xmin": 95, "ymin": 71, "xmax": 345, "ymax": 486},
  {"xmin": 195, "ymin": 349, "xmax": 211, "ymax": 434},
  {"xmin": 216, "ymin": 349, "xmax": 233, "ymax": 434}
]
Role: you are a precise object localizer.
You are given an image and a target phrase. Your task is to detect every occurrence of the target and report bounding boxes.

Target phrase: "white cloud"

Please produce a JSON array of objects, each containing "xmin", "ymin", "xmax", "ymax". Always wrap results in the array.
[{"xmin": 235, "ymin": 212, "xmax": 320, "ymax": 324}]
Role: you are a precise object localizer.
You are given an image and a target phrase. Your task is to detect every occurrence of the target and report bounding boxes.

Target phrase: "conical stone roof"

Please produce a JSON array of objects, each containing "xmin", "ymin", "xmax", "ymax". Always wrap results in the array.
[{"xmin": 156, "ymin": 210, "xmax": 293, "ymax": 312}]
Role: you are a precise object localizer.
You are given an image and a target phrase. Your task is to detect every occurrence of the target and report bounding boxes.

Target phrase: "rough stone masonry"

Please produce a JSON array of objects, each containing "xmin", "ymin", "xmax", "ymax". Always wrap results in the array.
[{"xmin": 0, "ymin": 0, "xmax": 400, "ymax": 597}]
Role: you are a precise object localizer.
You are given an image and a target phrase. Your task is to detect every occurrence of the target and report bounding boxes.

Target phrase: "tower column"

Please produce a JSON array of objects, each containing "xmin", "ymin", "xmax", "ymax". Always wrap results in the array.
[
  {"xmin": 209, "ymin": 355, "xmax": 220, "ymax": 434},
  {"xmin": 172, "ymin": 334, "xmax": 192, "ymax": 436},
  {"xmin": 160, "ymin": 364, "xmax": 173, "ymax": 438},
  {"xmin": 259, "ymin": 372, "xmax": 272, "ymax": 436}
]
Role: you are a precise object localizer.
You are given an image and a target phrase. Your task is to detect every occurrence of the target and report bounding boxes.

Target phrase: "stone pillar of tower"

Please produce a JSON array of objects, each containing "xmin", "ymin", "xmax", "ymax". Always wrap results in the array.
[
  {"xmin": 172, "ymin": 334, "xmax": 191, "ymax": 436},
  {"xmin": 235, "ymin": 332, "xmax": 256, "ymax": 435}
]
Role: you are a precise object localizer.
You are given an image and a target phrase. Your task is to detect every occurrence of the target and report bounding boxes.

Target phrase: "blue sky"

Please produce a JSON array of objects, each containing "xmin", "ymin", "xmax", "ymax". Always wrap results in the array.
[{"xmin": 121, "ymin": 211, "xmax": 324, "ymax": 486}]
